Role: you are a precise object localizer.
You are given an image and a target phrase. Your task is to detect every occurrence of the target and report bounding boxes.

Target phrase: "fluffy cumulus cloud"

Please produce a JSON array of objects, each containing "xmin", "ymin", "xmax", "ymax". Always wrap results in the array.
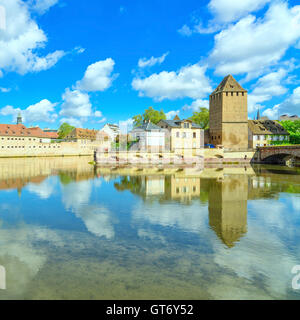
[
  {"xmin": 209, "ymin": 2, "xmax": 300, "ymax": 78},
  {"xmin": 182, "ymin": 99, "xmax": 209, "ymax": 111},
  {"xmin": 59, "ymin": 117, "xmax": 82, "ymax": 128},
  {"xmin": 76, "ymin": 58, "xmax": 117, "ymax": 92},
  {"xmin": 0, "ymin": 99, "xmax": 58, "ymax": 123},
  {"xmin": 29, "ymin": 0, "xmax": 59, "ymax": 14},
  {"xmin": 132, "ymin": 64, "xmax": 212, "ymax": 101},
  {"xmin": 248, "ymin": 69, "xmax": 288, "ymax": 113},
  {"xmin": 178, "ymin": 0, "xmax": 270, "ymax": 36},
  {"xmin": 138, "ymin": 52, "xmax": 169, "ymax": 68},
  {"xmin": 60, "ymin": 88, "xmax": 92, "ymax": 118},
  {"xmin": 0, "ymin": 0, "xmax": 65, "ymax": 75},
  {"xmin": 263, "ymin": 86, "xmax": 300, "ymax": 118},
  {"xmin": 165, "ymin": 110, "xmax": 180, "ymax": 120},
  {"xmin": 208, "ymin": 0, "xmax": 270, "ymax": 24}
]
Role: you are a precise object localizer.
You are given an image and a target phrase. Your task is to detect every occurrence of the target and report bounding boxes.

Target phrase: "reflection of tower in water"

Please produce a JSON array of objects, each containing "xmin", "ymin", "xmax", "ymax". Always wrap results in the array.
[{"xmin": 208, "ymin": 175, "xmax": 248, "ymax": 248}]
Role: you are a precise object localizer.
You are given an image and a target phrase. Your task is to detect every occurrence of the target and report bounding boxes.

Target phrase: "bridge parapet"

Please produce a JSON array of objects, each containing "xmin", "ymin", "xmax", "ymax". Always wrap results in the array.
[{"xmin": 256, "ymin": 145, "xmax": 300, "ymax": 163}]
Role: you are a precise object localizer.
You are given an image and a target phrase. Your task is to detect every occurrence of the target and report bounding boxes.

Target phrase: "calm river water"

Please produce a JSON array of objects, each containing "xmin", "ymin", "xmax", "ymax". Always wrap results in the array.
[{"xmin": 0, "ymin": 156, "xmax": 299, "ymax": 300}]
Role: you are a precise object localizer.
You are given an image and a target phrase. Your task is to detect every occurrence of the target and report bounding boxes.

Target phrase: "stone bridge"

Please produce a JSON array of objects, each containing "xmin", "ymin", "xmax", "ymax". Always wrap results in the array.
[{"xmin": 256, "ymin": 145, "xmax": 300, "ymax": 164}]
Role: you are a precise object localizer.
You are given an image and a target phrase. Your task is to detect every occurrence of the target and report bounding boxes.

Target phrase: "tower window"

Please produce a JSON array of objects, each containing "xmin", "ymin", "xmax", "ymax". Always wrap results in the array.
[
  {"xmin": 236, "ymin": 92, "xmax": 239, "ymax": 96},
  {"xmin": 226, "ymin": 92, "xmax": 228, "ymax": 96},
  {"xmin": 231, "ymin": 92, "xmax": 233, "ymax": 96},
  {"xmin": 242, "ymin": 92, "xmax": 244, "ymax": 96}
]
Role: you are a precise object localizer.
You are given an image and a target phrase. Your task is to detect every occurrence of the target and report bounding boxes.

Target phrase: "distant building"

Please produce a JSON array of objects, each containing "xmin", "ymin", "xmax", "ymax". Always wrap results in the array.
[
  {"xmin": 157, "ymin": 116, "xmax": 204, "ymax": 153},
  {"xmin": 0, "ymin": 124, "xmax": 56, "ymax": 152},
  {"xmin": 209, "ymin": 75, "xmax": 248, "ymax": 150},
  {"xmin": 17, "ymin": 112, "xmax": 22, "ymax": 125},
  {"xmin": 279, "ymin": 114, "xmax": 299, "ymax": 121},
  {"xmin": 248, "ymin": 120, "xmax": 289, "ymax": 148},
  {"xmin": 130, "ymin": 121, "xmax": 165, "ymax": 151},
  {"xmin": 43, "ymin": 128, "xmax": 59, "ymax": 139},
  {"xmin": 102, "ymin": 124, "xmax": 120, "ymax": 141},
  {"xmin": 66, "ymin": 128, "xmax": 111, "ymax": 151}
]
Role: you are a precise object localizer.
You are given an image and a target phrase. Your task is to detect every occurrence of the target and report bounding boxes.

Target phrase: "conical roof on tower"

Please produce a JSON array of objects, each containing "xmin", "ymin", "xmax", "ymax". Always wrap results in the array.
[{"xmin": 211, "ymin": 75, "xmax": 247, "ymax": 95}]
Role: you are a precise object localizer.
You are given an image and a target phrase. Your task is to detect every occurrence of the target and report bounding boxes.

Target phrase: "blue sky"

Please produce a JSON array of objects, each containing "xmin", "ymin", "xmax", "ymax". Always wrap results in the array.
[{"xmin": 0, "ymin": 0, "xmax": 299, "ymax": 130}]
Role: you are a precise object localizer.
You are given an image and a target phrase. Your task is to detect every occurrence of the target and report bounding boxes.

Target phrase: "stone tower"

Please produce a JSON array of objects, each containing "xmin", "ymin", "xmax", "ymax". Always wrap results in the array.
[
  {"xmin": 17, "ymin": 112, "xmax": 22, "ymax": 125},
  {"xmin": 209, "ymin": 75, "xmax": 248, "ymax": 150}
]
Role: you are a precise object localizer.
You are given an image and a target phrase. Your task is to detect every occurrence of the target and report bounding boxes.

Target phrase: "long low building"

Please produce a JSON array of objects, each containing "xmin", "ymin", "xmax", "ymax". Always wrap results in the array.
[{"xmin": 0, "ymin": 124, "xmax": 109, "ymax": 157}]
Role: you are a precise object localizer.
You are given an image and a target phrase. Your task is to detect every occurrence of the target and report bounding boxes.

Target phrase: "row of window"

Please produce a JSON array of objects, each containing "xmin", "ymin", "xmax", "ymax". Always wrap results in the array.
[
  {"xmin": 175, "ymin": 186, "xmax": 197, "ymax": 194},
  {"xmin": 253, "ymin": 135, "xmax": 288, "ymax": 141},
  {"xmin": 176, "ymin": 132, "xmax": 197, "ymax": 138},
  {"xmin": 1, "ymin": 145, "xmax": 61, "ymax": 149},
  {"xmin": 211, "ymin": 92, "xmax": 245, "ymax": 99},
  {"xmin": 1, "ymin": 137, "xmax": 38, "ymax": 141}
]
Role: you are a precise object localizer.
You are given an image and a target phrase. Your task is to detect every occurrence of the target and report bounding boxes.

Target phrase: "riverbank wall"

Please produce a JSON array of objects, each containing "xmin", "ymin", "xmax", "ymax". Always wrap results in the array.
[
  {"xmin": 0, "ymin": 141, "xmax": 94, "ymax": 158},
  {"xmin": 95, "ymin": 149, "xmax": 256, "ymax": 165}
]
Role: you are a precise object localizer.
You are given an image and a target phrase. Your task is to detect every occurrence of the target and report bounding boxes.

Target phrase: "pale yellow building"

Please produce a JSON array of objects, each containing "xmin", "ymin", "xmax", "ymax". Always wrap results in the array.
[
  {"xmin": 209, "ymin": 75, "xmax": 248, "ymax": 150},
  {"xmin": 248, "ymin": 120, "xmax": 289, "ymax": 148},
  {"xmin": 66, "ymin": 128, "xmax": 111, "ymax": 152},
  {"xmin": 157, "ymin": 116, "xmax": 204, "ymax": 154}
]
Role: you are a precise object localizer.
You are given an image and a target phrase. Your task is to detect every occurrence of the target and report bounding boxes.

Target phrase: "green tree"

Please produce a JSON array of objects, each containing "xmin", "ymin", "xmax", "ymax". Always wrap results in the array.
[
  {"xmin": 132, "ymin": 107, "xmax": 166, "ymax": 127},
  {"xmin": 280, "ymin": 120, "xmax": 300, "ymax": 144},
  {"xmin": 189, "ymin": 107, "xmax": 209, "ymax": 129},
  {"xmin": 58, "ymin": 123, "xmax": 75, "ymax": 139}
]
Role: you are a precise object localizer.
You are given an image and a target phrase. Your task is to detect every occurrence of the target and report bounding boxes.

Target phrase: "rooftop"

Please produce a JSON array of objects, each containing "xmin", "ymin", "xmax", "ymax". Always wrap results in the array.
[
  {"xmin": 212, "ymin": 74, "xmax": 247, "ymax": 95},
  {"xmin": 0, "ymin": 124, "xmax": 50, "ymax": 138},
  {"xmin": 248, "ymin": 120, "xmax": 289, "ymax": 135}
]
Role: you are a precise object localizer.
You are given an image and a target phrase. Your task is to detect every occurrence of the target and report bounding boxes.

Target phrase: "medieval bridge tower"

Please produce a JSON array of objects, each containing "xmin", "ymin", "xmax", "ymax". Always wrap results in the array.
[{"xmin": 209, "ymin": 75, "xmax": 248, "ymax": 150}]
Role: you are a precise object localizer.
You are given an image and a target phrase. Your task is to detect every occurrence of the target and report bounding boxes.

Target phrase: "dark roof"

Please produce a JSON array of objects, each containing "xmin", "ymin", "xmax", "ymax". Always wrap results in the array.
[
  {"xmin": 132, "ymin": 121, "xmax": 162, "ymax": 131},
  {"xmin": 212, "ymin": 74, "xmax": 247, "ymax": 95},
  {"xmin": 158, "ymin": 119, "xmax": 202, "ymax": 129},
  {"xmin": 248, "ymin": 120, "xmax": 289, "ymax": 135}
]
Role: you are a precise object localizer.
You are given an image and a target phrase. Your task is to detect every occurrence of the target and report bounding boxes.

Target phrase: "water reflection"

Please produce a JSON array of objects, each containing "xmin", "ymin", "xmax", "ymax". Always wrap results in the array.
[{"xmin": 0, "ymin": 157, "xmax": 299, "ymax": 299}]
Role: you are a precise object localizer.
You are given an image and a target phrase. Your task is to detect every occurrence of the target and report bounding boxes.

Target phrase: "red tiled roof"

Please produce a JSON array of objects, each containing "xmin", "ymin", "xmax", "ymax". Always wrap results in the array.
[
  {"xmin": 0, "ymin": 124, "xmax": 50, "ymax": 138},
  {"xmin": 43, "ymin": 131, "xmax": 59, "ymax": 139},
  {"xmin": 66, "ymin": 128, "xmax": 109, "ymax": 140}
]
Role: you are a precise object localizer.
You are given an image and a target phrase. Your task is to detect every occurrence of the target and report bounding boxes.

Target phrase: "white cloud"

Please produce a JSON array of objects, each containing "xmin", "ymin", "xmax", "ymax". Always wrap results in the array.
[
  {"xmin": 183, "ymin": 99, "xmax": 209, "ymax": 111},
  {"xmin": 209, "ymin": 2, "xmax": 300, "ymax": 78},
  {"xmin": 178, "ymin": 0, "xmax": 270, "ymax": 36},
  {"xmin": 0, "ymin": 87, "xmax": 11, "ymax": 93},
  {"xmin": 60, "ymin": 88, "xmax": 92, "ymax": 118},
  {"xmin": 132, "ymin": 64, "xmax": 212, "ymax": 101},
  {"xmin": 59, "ymin": 117, "xmax": 82, "ymax": 128},
  {"xmin": 208, "ymin": 0, "xmax": 270, "ymax": 24},
  {"xmin": 29, "ymin": 0, "xmax": 59, "ymax": 14},
  {"xmin": 165, "ymin": 110, "xmax": 180, "ymax": 120},
  {"xmin": 138, "ymin": 52, "xmax": 169, "ymax": 68},
  {"xmin": 178, "ymin": 24, "xmax": 193, "ymax": 36},
  {"xmin": 262, "ymin": 104, "xmax": 280, "ymax": 119},
  {"xmin": 248, "ymin": 69, "xmax": 288, "ymax": 113},
  {"xmin": 0, "ymin": 99, "xmax": 58, "ymax": 123},
  {"xmin": 263, "ymin": 86, "xmax": 300, "ymax": 118},
  {"xmin": 94, "ymin": 111, "xmax": 102, "ymax": 118},
  {"xmin": 75, "ymin": 58, "xmax": 116, "ymax": 92},
  {"xmin": 0, "ymin": 0, "xmax": 65, "ymax": 75}
]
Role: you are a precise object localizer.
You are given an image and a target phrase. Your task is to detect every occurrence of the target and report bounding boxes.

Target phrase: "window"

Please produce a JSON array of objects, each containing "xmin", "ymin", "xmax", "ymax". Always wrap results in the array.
[
  {"xmin": 236, "ymin": 92, "xmax": 239, "ymax": 96},
  {"xmin": 226, "ymin": 92, "xmax": 228, "ymax": 96},
  {"xmin": 242, "ymin": 92, "xmax": 244, "ymax": 96},
  {"xmin": 176, "ymin": 132, "xmax": 179, "ymax": 138},
  {"xmin": 193, "ymin": 132, "xmax": 196, "ymax": 138},
  {"xmin": 231, "ymin": 92, "xmax": 233, "ymax": 96},
  {"xmin": 253, "ymin": 135, "xmax": 258, "ymax": 141},
  {"xmin": 182, "ymin": 132, "xmax": 186, "ymax": 138}
]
